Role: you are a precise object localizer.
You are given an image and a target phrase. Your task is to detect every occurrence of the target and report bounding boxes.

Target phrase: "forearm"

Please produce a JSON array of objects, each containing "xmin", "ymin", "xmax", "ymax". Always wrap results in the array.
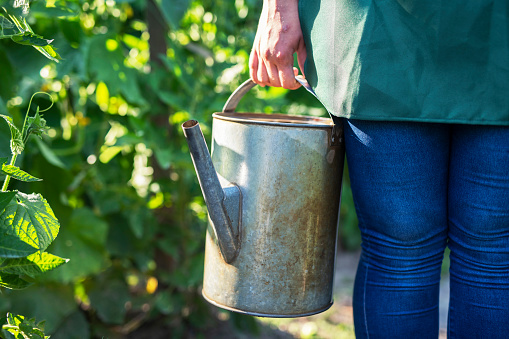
[{"xmin": 261, "ymin": 0, "xmax": 300, "ymax": 33}]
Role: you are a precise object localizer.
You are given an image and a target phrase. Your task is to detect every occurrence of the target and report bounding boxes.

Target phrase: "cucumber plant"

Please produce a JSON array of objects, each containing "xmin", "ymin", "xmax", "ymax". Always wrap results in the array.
[
  {"xmin": 0, "ymin": 313, "xmax": 48, "ymax": 339},
  {"xmin": 0, "ymin": 0, "xmax": 60, "ymax": 61},
  {"xmin": 0, "ymin": 94, "xmax": 67, "ymax": 339}
]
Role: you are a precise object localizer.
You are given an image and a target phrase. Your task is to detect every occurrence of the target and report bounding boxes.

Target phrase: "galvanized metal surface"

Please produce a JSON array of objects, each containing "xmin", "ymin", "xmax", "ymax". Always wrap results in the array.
[{"xmin": 202, "ymin": 112, "xmax": 344, "ymax": 317}]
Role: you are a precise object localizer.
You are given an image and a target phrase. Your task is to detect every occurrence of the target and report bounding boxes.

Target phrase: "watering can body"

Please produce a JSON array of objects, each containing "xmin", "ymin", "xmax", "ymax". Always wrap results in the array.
[{"xmin": 183, "ymin": 79, "xmax": 344, "ymax": 317}]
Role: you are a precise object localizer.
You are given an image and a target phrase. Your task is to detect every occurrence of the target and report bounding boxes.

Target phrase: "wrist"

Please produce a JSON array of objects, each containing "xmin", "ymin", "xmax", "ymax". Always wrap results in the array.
[{"xmin": 264, "ymin": 0, "xmax": 299, "ymax": 12}]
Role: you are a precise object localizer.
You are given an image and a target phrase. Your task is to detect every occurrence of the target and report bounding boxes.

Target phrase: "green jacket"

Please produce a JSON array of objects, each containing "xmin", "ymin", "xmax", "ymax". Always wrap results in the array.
[{"xmin": 299, "ymin": 0, "xmax": 509, "ymax": 125}]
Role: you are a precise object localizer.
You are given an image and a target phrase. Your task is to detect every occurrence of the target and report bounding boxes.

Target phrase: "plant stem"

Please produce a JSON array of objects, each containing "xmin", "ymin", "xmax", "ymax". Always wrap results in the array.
[{"xmin": 1, "ymin": 154, "xmax": 18, "ymax": 192}]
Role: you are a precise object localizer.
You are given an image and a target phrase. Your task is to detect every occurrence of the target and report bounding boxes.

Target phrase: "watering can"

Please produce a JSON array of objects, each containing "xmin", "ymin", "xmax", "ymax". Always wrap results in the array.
[{"xmin": 182, "ymin": 77, "xmax": 344, "ymax": 317}]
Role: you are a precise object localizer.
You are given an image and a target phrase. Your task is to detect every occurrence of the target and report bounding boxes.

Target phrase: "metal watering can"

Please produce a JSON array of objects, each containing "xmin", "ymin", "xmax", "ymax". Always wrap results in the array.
[{"xmin": 182, "ymin": 77, "xmax": 344, "ymax": 317}]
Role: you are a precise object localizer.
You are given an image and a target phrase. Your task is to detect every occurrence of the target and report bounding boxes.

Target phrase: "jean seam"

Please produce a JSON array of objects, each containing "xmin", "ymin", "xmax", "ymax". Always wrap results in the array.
[
  {"xmin": 363, "ymin": 256, "xmax": 370, "ymax": 339},
  {"xmin": 358, "ymin": 211, "xmax": 370, "ymax": 339}
]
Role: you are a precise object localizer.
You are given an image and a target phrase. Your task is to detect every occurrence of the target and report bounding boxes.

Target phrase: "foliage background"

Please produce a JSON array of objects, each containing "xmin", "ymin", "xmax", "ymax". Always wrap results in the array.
[{"xmin": 0, "ymin": 0, "xmax": 360, "ymax": 337}]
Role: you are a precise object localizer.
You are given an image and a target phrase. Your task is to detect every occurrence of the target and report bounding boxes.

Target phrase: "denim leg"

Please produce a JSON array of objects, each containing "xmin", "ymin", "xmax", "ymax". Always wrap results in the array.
[
  {"xmin": 447, "ymin": 125, "xmax": 509, "ymax": 339},
  {"xmin": 344, "ymin": 119, "xmax": 449, "ymax": 338}
]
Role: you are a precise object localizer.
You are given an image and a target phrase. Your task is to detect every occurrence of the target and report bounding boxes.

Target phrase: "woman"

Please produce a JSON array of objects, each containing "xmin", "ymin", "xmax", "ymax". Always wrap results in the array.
[{"xmin": 249, "ymin": 0, "xmax": 509, "ymax": 338}]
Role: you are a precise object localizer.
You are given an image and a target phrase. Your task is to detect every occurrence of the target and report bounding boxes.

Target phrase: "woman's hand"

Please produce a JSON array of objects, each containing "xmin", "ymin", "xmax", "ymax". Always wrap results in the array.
[{"xmin": 249, "ymin": 0, "xmax": 307, "ymax": 89}]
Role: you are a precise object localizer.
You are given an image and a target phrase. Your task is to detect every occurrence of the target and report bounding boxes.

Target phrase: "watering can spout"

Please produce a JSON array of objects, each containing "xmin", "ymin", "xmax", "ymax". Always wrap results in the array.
[{"xmin": 182, "ymin": 120, "xmax": 241, "ymax": 264}]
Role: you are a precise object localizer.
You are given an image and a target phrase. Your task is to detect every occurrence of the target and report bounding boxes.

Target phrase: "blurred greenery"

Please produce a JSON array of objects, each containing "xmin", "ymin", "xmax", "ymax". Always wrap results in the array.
[{"xmin": 0, "ymin": 0, "xmax": 360, "ymax": 337}]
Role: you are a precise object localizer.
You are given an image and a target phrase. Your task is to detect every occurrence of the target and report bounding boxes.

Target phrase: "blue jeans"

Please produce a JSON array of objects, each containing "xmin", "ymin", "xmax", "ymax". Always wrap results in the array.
[{"xmin": 343, "ymin": 119, "xmax": 509, "ymax": 338}]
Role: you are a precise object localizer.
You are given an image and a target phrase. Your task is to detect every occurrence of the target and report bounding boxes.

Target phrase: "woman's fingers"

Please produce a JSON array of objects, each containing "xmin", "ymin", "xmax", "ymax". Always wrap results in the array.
[
  {"xmin": 258, "ymin": 59, "xmax": 270, "ymax": 86},
  {"xmin": 266, "ymin": 60, "xmax": 281, "ymax": 87},
  {"xmin": 249, "ymin": 47, "xmax": 259, "ymax": 83},
  {"xmin": 251, "ymin": 48, "xmax": 302, "ymax": 89},
  {"xmin": 279, "ymin": 65, "xmax": 300, "ymax": 89}
]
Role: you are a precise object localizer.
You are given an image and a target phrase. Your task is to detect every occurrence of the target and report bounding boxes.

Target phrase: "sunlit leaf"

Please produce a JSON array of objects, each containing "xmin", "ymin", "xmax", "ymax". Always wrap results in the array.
[
  {"xmin": 0, "ymin": 1, "xmax": 61, "ymax": 62},
  {"xmin": 0, "ymin": 233, "xmax": 38, "ymax": 258},
  {"xmin": 2, "ymin": 313, "xmax": 50, "ymax": 338},
  {"xmin": 87, "ymin": 34, "xmax": 146, "ymax": 106},
  {"xmin": 0, "ymin": 252, "xmax": 69, "ymax": 278},
  {"xmin": 11, "ymin": 32, "xmax": 53, "ymax": 46},
  {"xmin": 33, "ymin": 44, "xmax": 61, "ymax": 62},
  {"xmin": 95, "ymin": 81, "xmax": 109, "ymax": 110},
  {"xmin": 0, "ymin": 192, "xmax": 59, "ymax": 253},
  {"xmin": 1, "ymin": 164, "xmax": 42, "ymax": 182},
  {"xmin": 0, "ymin": 114, "xmax": 23, "ymax": 155},
  {"xmin": 99, "ymin": 146, "xmax": 123, "ymax": 163}
]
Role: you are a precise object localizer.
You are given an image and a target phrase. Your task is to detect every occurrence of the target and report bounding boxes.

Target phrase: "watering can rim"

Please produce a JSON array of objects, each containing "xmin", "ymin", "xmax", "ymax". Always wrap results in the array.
[{"xmin": 212, "ymin": 112, "xmax": 333, "ymax": 129}]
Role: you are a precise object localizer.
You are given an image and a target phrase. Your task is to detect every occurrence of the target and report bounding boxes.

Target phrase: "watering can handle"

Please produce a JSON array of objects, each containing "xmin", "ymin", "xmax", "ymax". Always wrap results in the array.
[
  {"xmin": 222, "ymin": 75, "xmax": 313, "ymax": 113},
  {"xmin": 222, "ymin": 76, "xmax": 343, "ymax": 147}
]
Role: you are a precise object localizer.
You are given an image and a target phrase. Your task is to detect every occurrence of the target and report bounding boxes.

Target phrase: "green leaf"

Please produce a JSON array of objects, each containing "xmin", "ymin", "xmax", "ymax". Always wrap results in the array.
[
  {"xmin": 0, "ymin": 15, "xmax": 18, "ymax": 38},
  {"xmin": 33, "ymin": 138, "xmax": 67, "ymax": 170},
  {"xmin": 0, "ymin": 0, "xmax": 29, "ymax": 18},
  {"xmin": 0, "ymin": 192, "xmax": 59, "ymax": 253},
  {"xmin": 0, "ymin": 48, "xmax": 15, "ymax": 101},
  {"xmin": 0, "ymin": 190, "xmax": 15, "ymax": 211},
  {"xmin": 30, "ymin": 1, "xmax": 79, "ymax": 18},
  {"xmin": 87, "ymin": 34, "xmax": 146, "ymax": 106},
  {"xmin": 25, "ymin": 108, "xmax": 49, "ymax": 140},
  {"xmin": 11, "ymin": 32, "xmax": 53, "ymax": 47},
  {"xmin": 88, "ymin": 280, "xmax": 129, "ymax": 324},
  {"xmin": 0, "ymin": 115, "xmax": 23, "ymax": 155},
  {"xmin": 0, "ymin": 252, "xmax": 68, "ymax": 279},
  {"xmin": 43, "ymin": 208, "xmax": 108, "ymax": 283},
  {"xmin": 0, "ymin": 233, "xmax": 38, "ymax": 258},
  {"xmin": 1, "ymin": 165, "xmax": 42, "ymax": 182},
  {"xmin": 50, "ymin": 311, "xmax": 90, "ymax": 339},
  {"xmin": 1, "ymin": 1, "xmax": 61, "ymax": 62},
  {"xmin": 126, "ymin": 205, "xmax": 147, "ymax": 238},
  {"xmin": 155, "ymin": 0, "xmax": 191, "ymax": 30},
  {"xmin": 157, "ymin": 90, "xmax": 186, "ymax": 109},
  {"xmin": 4, "ymin": 286, "xmax": 76, "ymax": 333},
  {"xmin": 1, "ymin": 313, "xmax": 49, "ymax": 338},
  {"xmin": 1, "ymin": 7, "xmax": 29, "ymax": 38},
  {"xmin": 33, "ymin": 44, "xmax": 61, "ymax": 63},
  {"xmin": 155, "ymin": 290, "xmax": 184, "ymax": 315},
  {"xmin": 0, "ymin": 272, "xmax": 31, "ymax": 289}
]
